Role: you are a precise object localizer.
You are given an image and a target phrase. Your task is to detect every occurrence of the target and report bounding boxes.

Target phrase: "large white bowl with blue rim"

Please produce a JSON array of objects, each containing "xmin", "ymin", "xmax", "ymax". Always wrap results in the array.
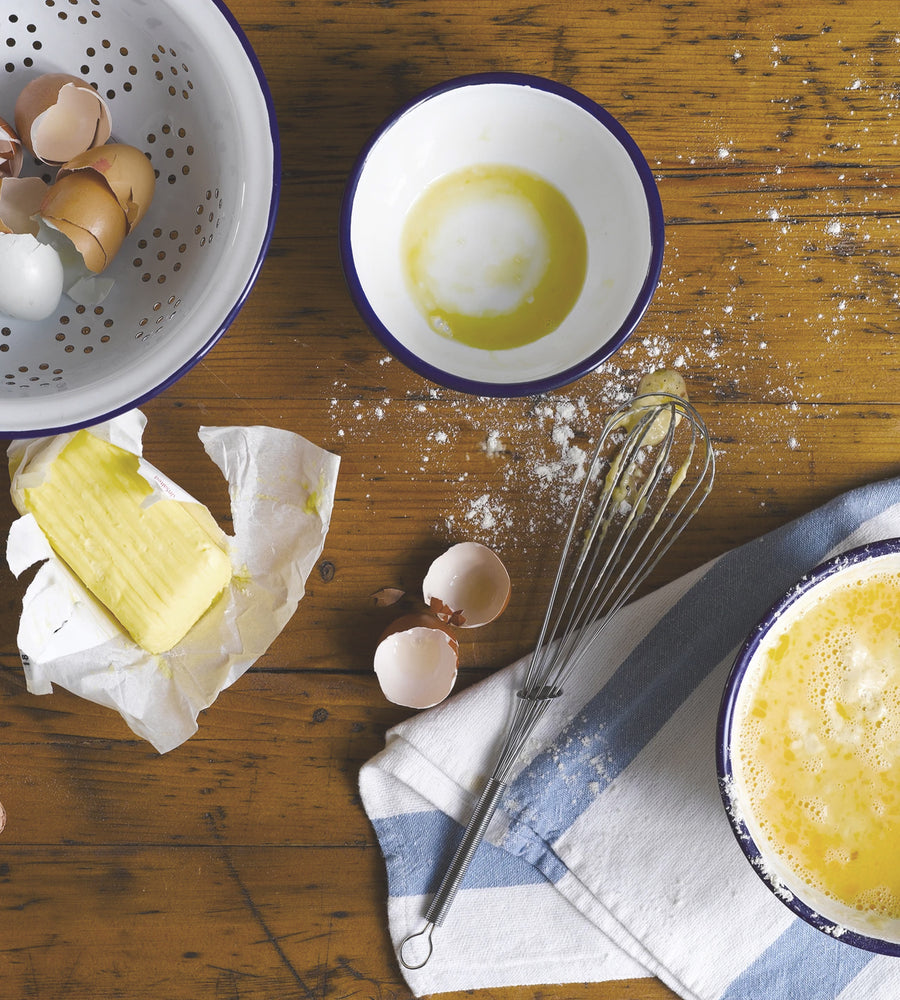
[
  {"xmin": 340, "ymin": 72, "xmax": 664, "ymax": 397},
  {"xmin": 718, "ymin": 538, "xmax": 900, "ymax": 956}
]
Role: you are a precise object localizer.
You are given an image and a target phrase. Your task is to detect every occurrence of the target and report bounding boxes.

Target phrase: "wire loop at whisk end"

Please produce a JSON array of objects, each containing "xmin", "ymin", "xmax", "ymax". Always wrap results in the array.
[{"xmin": 399, "ymin": 921, "xmax": 435, "ymax": 969}]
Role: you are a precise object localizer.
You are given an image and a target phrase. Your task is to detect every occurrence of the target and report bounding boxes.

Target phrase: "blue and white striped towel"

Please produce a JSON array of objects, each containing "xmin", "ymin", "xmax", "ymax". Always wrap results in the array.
[{"xmin": 359, "ymin": 478, "xmax": 900, "ymax": 998}]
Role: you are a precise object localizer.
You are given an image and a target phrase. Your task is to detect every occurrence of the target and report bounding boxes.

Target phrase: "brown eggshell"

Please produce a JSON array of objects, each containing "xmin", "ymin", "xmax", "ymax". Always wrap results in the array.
[
  {"xmin": 370, "ymin": 587, "xmax": 406, "ymax": 608},
  {"xmin": 14, "ymin": 73, "xmax": 112, "ymax": 165},
  {"xmin": 58, "ymin": 143, "xmax": 156, "ymax": 233},
  {"xmin": 0, "ymin": 117, "xmax": 23, "ymax": 179},
  {"xmin": 0, "ymin": 176, "xmax": 48, "ymax": 235},
  {"xmin": 40, "ymin": 172, "xmax": 126, "ymax": 273}
]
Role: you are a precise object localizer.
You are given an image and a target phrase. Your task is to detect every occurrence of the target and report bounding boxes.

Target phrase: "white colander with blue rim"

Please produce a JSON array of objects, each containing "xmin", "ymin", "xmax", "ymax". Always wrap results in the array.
[{"xmin": 0, "ymin": 0, "xmax": 279, "ymax": 437}]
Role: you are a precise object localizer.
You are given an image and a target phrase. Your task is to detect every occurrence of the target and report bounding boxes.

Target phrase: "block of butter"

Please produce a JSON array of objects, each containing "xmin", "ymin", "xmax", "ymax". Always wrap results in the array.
[{"xmin": 13, "ymin": 428, "xmax": 233, "ymax": 655}]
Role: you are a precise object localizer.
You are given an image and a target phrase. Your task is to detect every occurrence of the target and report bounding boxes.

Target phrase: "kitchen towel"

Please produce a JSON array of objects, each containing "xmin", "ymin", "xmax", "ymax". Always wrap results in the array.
[{"xmin": 359, "ymin": 477, "xmax": 900, "ymax": 999}]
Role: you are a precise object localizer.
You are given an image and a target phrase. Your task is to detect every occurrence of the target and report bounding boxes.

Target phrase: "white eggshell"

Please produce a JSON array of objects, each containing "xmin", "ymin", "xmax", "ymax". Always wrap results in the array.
[
  {"xmin": 66, "ymin": 272, "xmax": 115, "ymax": 306},
  {"xmin": 374, "ymin": 624, "xmax": 459, "ymax": 709},
  {"xmin": 423, "ymin": 541, "xmax": 511, "ymax": 627},
  {"xmin": 0, "ymin": 233, "xmax": 64, "ymax": 320},
  {"xmin": 35, "ymin": 218, "xmax": 92, "ymax": 287}
]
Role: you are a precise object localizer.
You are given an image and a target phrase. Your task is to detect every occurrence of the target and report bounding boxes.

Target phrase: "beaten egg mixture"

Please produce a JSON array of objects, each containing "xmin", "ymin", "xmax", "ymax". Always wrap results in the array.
[{"xmin": 733, "ymin": 566, "xmax": 900, "ymax": 920}]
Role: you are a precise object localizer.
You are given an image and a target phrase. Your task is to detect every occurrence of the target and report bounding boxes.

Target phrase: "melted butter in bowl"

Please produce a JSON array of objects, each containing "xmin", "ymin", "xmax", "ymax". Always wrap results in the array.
[{"xmin": 401, "ymin": 164, "xmax": 587, "ymax": 351}]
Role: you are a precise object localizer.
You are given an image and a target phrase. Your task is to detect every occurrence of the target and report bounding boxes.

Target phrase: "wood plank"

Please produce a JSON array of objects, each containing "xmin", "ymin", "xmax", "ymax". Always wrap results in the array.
[{"xmin": 0, "ymin": 842, "xmax": 679, "ymax": 998}]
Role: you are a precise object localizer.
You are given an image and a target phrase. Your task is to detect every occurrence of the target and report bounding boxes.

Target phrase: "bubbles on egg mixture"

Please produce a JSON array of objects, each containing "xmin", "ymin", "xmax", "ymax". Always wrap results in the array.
[
  {"xmin": 745, "ymin": 574, "xmax": 900, "ymax": 774},
  {"xmin": 855, "ymin": 885, "xmax": 900, "ymax": 915},
  {"xmin": 800, "ymin": 796, "xmax": 829, "ymax": 825}
]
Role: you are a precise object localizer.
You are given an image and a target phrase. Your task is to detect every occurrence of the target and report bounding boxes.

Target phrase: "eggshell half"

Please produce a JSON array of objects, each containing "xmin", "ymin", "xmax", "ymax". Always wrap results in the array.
[
  {"xmin": 374, "ymin": 613, "xmax": 460, "ymax": 709},
  {"xmin": 423, "ymin": 541, "xmax": 511, "ymax": 627},
  {"xmin": 57, "ymin": 143, "xmax": 155, "ymax": 233},
  {"xmin": 0, "ymin": 176, "xmax": 48, "ymax": 235},
  {"xmin": 41, "ymin": 171, "xmax": 127, "ymax": 273},
  {"xmin": 14, "ymin": 73, "xmax": 112, "ymax": 166},
  {"xmin": 0, "ymin": 232, "xmax": 64, "ymax": 320},
  {"xmin": 0, "ymin": 117, "xmax": 23, "ymax": 179}
]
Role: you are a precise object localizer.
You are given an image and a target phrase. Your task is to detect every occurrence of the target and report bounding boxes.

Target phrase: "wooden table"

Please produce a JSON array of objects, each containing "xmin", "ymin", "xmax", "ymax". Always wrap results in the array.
[{"xmin": 2, "ymin": 1, "xmax": 899, "ymax": 996}]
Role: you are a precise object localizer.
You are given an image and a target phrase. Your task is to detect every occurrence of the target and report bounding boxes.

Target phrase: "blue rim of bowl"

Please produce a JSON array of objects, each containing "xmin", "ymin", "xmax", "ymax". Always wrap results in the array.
[
  {"xmin": 4, "ymin": 0, "xmax": 281, "ymax": 440},
  {"xmin": 338, "ymin": 71, "xmax": 665, "ymax": 398},
  {"xmin": 717, "ymin": 536, "xmax": 900, "ymax": 956}
]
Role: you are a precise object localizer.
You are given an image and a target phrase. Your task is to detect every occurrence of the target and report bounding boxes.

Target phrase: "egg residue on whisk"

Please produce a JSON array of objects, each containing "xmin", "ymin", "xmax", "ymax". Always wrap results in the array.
[
  {"xmin": 617, "ymin": 369, "xmax": 687, "ymax": 445},
  {"xmin": 401, "ymin": 163, "xmax": 587, "ymax": 351},
  {"xmin": 602, "ymin": 369, "xmax": 689, "ymax": 511}
]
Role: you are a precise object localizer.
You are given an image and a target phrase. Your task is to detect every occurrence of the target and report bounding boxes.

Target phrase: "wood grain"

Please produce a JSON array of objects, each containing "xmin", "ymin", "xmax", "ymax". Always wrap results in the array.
[{"xmin": 3, "ymin": 1, "xmax": 900, "ymax": 997}]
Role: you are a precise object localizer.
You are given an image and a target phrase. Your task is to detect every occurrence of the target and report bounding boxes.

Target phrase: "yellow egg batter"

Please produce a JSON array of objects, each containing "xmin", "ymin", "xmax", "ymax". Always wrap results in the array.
[
  {"xmin": 401, "ymin": 163, "xmax": 587, "ymax": 351},
  {"xmin": 733, "ymin": 564, "xmax": 900, "ymax": 920}
]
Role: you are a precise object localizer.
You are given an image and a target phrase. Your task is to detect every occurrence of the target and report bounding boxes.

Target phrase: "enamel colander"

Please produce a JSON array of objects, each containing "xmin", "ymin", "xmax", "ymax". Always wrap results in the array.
[{"xmin": 0, "ymin": 0, "xmax": 279, "ymax": 437}]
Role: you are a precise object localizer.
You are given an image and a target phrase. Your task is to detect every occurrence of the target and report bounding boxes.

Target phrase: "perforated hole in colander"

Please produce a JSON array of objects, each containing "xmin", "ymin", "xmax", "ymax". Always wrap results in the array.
[{"xmin": 0, "ymin": 0, "xmax": 278, "ymax": 435}]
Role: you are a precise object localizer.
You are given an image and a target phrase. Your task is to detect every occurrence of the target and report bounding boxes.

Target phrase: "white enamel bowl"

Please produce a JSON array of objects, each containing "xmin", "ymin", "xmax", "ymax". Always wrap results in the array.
[
  {"xmin": 0, "ymin": 0, "xmax": 278, "ymax": 437},
  {"xmin": 718, "ymin": 539, "xmax": 900, "ymax": 956},
  {"xmin": 340, "ymin": 73, "xmax": 664, "ymax": 397}
]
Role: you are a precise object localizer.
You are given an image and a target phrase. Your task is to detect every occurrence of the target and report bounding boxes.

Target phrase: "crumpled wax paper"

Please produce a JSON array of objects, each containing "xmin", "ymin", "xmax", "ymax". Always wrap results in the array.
[{"xmin": 5, "ymin": 410, "xmax": 341, "ymax": 753}]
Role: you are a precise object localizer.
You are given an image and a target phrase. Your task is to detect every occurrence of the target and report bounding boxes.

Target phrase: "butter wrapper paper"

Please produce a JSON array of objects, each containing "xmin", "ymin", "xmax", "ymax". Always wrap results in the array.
[{"xmin": 5, "ymin": 410, "xmax": 341, "ymax": 753}]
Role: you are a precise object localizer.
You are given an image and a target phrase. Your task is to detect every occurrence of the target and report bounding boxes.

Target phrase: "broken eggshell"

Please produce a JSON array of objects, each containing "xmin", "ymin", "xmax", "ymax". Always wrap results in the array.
[
  {"xmin": 33, "ymin": 217, "xmax": 114, "ymax": 303},
  {"xmin": 0, "ymin": 117, "xmax": 23, "ymax": 179},
  {"xmin": 0, "ymin": 231, "xmax": 64, "ymax": 320},
  {"xmin": 0, "ymin": 176, "xmax": 48, "ymax": 235},
  {"xmin": 57, "ymin": 143, "xmax": 156, "ymax": 234},
  {"xmin": 65, "ymin": 272, "xmax": 116, "ymax": 307},
  {"xmin": 374, "ymin": 613, "xmax": 460, "ymax": 709},
  {"xmin": 40, "ymin": 170, "xmax": 127, "ymax": 273},
  {"xmin": 370, "ymin": 587, "xmax": 406, "ymax": 608},
  {"xmin": 423, "ymin": 541, "xmax": 511, "ymax": 627},
  {"xmin": 14, "ymin": 73, "xmax": 112, "ymax": 166}
]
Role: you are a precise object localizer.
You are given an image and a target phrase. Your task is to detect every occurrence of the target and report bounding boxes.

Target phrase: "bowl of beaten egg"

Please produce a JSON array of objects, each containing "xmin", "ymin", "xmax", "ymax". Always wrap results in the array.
[
  {"xmin": 718, "ymin": 538, "xmax": 900, "ymax": 955},
  {"xmin": 339, "ymin": 73, "xmax": 664, "ymax": 396}
]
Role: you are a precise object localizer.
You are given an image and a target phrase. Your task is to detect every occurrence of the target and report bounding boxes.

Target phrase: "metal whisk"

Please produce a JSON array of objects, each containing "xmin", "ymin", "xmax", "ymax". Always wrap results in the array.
[{"xmin": 399, "ymin": 390, "xmax": 715, "ymax": 970}]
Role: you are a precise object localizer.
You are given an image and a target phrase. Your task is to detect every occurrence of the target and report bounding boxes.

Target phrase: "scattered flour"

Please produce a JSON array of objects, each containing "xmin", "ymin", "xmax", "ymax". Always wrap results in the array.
[
  {"xmin": 327, "ymin": 26, "xmax": 900, "ymax": 554},
  {"xmin": 482, "ymin": 430, "xmax": 504, "ymax": 456}
]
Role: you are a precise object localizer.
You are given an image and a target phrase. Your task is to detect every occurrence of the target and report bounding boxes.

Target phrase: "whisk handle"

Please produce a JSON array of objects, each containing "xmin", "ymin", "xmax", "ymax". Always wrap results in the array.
[{"xmin": 425, "ymin": 776, "xmax": 507, "ymax": 928}]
